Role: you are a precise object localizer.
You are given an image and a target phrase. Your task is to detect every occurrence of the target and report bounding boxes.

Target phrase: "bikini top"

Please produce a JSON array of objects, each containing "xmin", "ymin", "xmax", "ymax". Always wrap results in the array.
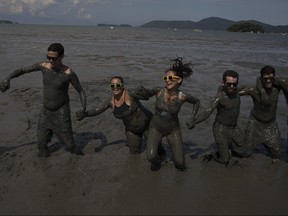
[
  {"xmin": 113, "ymin": 89, "xmax": 139, "ymax": 119},
  {"xmin": 113, "ymin": 101, "xmax": 130, "ymax": 115}
]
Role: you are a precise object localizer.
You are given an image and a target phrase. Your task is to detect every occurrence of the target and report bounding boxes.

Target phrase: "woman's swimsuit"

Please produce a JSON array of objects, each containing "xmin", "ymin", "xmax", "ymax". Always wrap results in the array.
[
  {"xmin": 113, "ymin": 90, "xmax": 139, "ymax": 119},
  {"xmin": 113, "ymin": 90, "xmax": 149, "ymax": 134}
]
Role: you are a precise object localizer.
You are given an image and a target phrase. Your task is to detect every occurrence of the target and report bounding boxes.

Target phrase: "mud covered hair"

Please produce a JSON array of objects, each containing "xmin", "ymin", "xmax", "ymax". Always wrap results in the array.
[
  {"xmin": 165, "ymin": 57, "xmax": 193, "ymax": 80},
  {"xmin": 110, "ymin": 76, "xmax": 124, "ymax": 84},
  {"xmin": 48, "ymin": 43, "xmax": 64, "ymax": 56},
  {"xmin": 260, "ymin": 65, "xmax": 275, "ymax": 77},
  {"xmin": 222, "ymin": 70, "xmax": 239, "ymax": 82}
]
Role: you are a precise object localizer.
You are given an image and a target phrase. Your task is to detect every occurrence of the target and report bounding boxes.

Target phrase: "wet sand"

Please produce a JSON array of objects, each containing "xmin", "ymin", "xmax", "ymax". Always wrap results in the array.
[{"xmin": 0, "ymin": 76, "xmax": 288, "ymax": 215}]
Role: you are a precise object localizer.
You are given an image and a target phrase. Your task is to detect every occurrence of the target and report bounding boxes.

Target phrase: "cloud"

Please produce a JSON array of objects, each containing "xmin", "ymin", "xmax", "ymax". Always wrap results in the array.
[
  {"xmin": 0, "ymin": 0, "xmax": 56, "ymax": 15},
  {"xmin": 77, "ymin": 7, "xmax": 92, "ymax": 20},
  {"xmin": 0, "ymin": 0, "xmax": 106, "ymax": 21}
]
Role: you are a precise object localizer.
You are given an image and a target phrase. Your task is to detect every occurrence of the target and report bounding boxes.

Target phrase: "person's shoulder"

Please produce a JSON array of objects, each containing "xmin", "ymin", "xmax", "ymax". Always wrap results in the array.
[
  {"xmin": 62, "ymin": 65, "xmax": 72, "ymax": 75},
  {"xmin": 212, "ymin": 88, "xmax": 226, "ymax": 101},
  {"xmin": 39, "ymin": 61, "xmax": 50, "ymax": 68},
  {"xmin": 153, "ymin": 86, "xmax": 162, "ymax": 92}
]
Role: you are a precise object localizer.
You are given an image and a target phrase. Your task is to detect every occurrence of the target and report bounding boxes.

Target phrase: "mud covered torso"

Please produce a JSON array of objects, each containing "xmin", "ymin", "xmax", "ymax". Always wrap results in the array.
[
  {"xmin": 154, "ymin": 88, "xmax": 183, "ymax": 121},
  {"xmin": 113, "ymin": 97, "xmax": 138, "ymax": 119},
  {"xmin": 251, "ymin": 87, "xmax": 280, "ymax": 123},
  {"xmin": 151, "ymin": 88, "xmax": 183, "ymax": 135},
  {"xmin": 216, "ymin": 91, "xmax": 241, "ymax": 127},
  {"xmin": 113, "ymin": 91, "xmax": 150, "ymax": 133},
  {"xmin": 41, "ymin": 66, "xmax": 72, "ymax": 111},
  {"xmin": 9, "ymin": 63, "xmax": 73, "ymax": 111}
]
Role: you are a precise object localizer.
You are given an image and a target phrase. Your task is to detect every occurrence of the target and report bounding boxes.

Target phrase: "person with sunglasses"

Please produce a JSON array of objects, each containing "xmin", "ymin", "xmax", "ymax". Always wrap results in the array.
[
  {"xmin": 186, "ymin": 70, "xmax": 247, "ymax": 165},
  {"xmin": 76, "ymin": 76, "xmax": 162, "ymax": 155},
  {"xmin": 0, "ymin": 43, "xmax": 86, "ymax": 157},
  {"xmin": 234, "ymin": 65, "xmax": 288, "ymax": 162},
  {"xmin": 134, "ymin": 57, "xmax": 200, "ymax": 171}
]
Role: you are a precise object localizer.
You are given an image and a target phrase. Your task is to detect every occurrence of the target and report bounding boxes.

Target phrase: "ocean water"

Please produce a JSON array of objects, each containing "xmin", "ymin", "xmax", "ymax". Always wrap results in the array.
[
  {"xmin": 0, "ymin": 24, "xmax": 287, "ymax": 82},
  {"xmin": 0, "ymin": 24, "xmax": 287, "ymax": 133}
]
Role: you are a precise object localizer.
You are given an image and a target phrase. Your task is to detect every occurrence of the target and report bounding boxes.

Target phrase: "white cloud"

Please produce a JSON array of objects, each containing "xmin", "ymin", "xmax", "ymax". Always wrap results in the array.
[
  {"xmin": 0, "ymin": 0, "xmax": 56, "ymax": 15},
  {"xmin": 77, "ymin": 7, "xmax": 92, "ymax": 20}
]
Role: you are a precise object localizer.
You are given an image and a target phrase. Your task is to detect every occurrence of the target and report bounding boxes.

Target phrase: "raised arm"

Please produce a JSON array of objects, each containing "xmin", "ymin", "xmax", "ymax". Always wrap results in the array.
[
  {"xmin": 129, "ymin": 85, "xmax": 157, "ymax": 100},
  {"xmin": 255, "ymin": 76, "xmax": 270, "ymax": 104},
  {"xmin": 239, "ymin": 85, "xmax": 260, "ymax": 102},
  {"xmin": 274, "ymin": 77, "xmax": 288, "ymax": 104},
  {"xmin": 0, "ymin": 63, "xmax": 41, "ymax": 92}
]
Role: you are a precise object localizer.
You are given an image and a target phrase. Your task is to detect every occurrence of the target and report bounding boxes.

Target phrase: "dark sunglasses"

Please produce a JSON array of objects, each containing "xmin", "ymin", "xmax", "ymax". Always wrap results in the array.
[
  {"xmin": 110, "ymin": 83, "xmax": 123, "ymax": 89},
  {"xmin": 163, "ymin": 75, "xmax": 180, "ymax": 81},
  {"xmin": 46, "ymin": 55, "xmax": 60, "ymax": 61},
  {"xmin": 225, "ymin": 82, "xmax": 238, "ymax": 87},
  {"xmin": 262, "ymin": 76, "xmax": 274, "ymax": 81}
]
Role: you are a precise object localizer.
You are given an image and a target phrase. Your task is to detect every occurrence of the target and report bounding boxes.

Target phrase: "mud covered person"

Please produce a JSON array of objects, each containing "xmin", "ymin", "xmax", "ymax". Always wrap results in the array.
[
  {"xmin": 186, "ymin": 70, "xmax": 246, "ymax": 166},
  {"xmin": 135, "ymin": 57, "xmax": 200, "ymax": 171},
  {"xmin": 235, "ymin": 65, "xmax": 287, "ymax": 162},
  {"xmin": 76, "ymin": 76, "xmax": 163, "ymax": 155},
  {"xmin": 0, "ymin": 43, "xmax": 86, "ymax": 157}
]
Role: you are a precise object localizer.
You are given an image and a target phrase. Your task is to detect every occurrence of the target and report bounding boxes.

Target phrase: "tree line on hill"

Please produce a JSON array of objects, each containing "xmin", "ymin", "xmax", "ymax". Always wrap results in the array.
[
  {"xmin": 139, "ymin": 17, "xmax": 288, "ymax": 33},
  {"xmin": 0, "ymin": 20, "xmax": 18, "ymax": 24}
]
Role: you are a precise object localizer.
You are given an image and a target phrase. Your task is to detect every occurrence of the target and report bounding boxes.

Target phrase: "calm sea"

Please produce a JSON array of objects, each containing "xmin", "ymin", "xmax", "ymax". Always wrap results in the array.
[
  {"xmin": 0, "ymin": 24, "xmax": 287, "ymax": 120},
  {"xmin": 0, "ymin": 24, "xmax": 287, "ymax": 81}
]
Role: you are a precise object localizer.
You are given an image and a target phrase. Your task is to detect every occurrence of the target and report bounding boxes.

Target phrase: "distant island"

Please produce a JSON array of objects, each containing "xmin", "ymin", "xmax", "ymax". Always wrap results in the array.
[
  {"xmin": 1, "ymin": 17, "xmax": 287, "ymax": 33},
  {"xmin": 139, "ymin": 17, "xmax": 288, "ymax": 33},
  {"xmin": 0, "ymin": 20, "xmax": 19, "ymax": 24},
  {"xmin": 97, "ymin": 24, "xmax": 132, "ymax": 28}
]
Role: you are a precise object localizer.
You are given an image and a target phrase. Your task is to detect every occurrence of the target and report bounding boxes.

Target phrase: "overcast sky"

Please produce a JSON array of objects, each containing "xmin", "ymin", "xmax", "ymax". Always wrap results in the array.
[{"xmin": 0, "ymin": 0, "xmax": 287, "ymax": 26}]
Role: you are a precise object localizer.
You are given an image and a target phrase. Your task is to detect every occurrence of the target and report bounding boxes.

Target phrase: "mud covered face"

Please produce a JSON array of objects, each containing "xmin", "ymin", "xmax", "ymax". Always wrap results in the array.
[
  {"xmin": 262, "ymin": 73, "xmax": 275, "ymax": 89},
  {"xmin": 110, "ymin": 78, "xmax": 124, "ymax": 95},
  {"xmin": 224, "ymin": 76, "xmax": 238, "ymax": 94},
  {"xmin": 46, "ymin": 51, "xmax": 62, "ymax": 67},
  {"xmin": 164, "ymin": 70, "xmax": 182, "ymax": 90}
]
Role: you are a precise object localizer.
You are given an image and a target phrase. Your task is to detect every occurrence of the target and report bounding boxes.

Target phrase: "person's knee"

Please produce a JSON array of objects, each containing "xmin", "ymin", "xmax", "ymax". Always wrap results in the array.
[
  {"xmin": 174, "ymin": 161, "xmax": 186, "ymax": 171},
  {"xmin": 147, "ymin": 152, "xmax": 156, "ymax": 163},
  {"xmin": 269, "ymin": 147, "xmax": 282, "ymax": 159},
  {"xmin": 127, "ymin": 141, "xmax": 142, "ymax": 154},
  {"xmin": 127, "ymin": 132, "xmax": 142, "ymax": 154},
  {"xmin": 173, "ymin": 156, "xmax": 186, "ymax": 170},
  {"xmin": 129, "ymin": 147, "xmax": 141, "ymax": 154}
]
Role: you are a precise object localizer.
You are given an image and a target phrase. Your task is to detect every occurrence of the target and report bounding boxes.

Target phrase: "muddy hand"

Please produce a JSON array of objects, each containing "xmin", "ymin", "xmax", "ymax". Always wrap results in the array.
[
  {"xmin": 186, "ymin": 119, "xmax": 196, "ymax": 129},
  {"xmin": 0, "ymin": 79, "xmax": 10, "ymax": 93},
  {"xmin": 76, "ymin": 109, "xmax": 86, "ymax": 121}
]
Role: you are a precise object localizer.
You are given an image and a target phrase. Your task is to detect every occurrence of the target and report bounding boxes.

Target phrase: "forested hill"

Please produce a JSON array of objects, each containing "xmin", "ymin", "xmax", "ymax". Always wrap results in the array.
[{"xmin": 140, "ymin": 17, "xmax": 288, "ymax": 33}]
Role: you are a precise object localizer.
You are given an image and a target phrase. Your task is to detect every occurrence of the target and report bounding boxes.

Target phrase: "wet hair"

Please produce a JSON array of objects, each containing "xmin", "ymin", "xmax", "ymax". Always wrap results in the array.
[
  {"xmin": 48, "ymin": 43, "xmax": 64, "ymax": 56},
  {"xmin": 260, "ymin": 65, "xmax": 275, "ymax": 77},
  {"xmin": 110, "ymin": 76, "xmax": 124, "ymax": 84},
  {"xmin": 222, "ymin": 70, "xmax": 239, "ymax": 82},
  {"xmin": 165, "ymin": 57, "xmax": 193, "ymax": 82}
]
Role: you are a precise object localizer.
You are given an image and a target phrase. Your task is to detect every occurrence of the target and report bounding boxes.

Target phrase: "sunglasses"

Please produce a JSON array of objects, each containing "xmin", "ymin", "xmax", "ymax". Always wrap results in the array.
[
  {"xmin": 262, "ymin": 76, "xmax": 274, "ymax": 82},
  {"xmin": 225, "ymin": 82, "xmax": 238, "ymax": 87},
  {"xmin": 110, "ymin": 83, "xmax": 123, "ymax": 89},
  {"xmin": 46, "ymin": 55, "xmax": 60, "ymax": 61},
  {"xmin": 163, "ymin": 75, "xmax": 180, "ymax": 81}
]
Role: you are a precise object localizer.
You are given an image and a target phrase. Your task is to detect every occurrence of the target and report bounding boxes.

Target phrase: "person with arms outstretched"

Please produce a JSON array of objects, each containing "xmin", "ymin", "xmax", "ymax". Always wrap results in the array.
[
  {"xmin": 186, "ymin": 70, "xmax": 246, "ymax": 165},
  {"xmin": 0, "ymin": 43, "xmax": 86, "ymax": 157},
  {"xmin": 76, "ymin": 76, "xmax": 161, "ymax": 155},
  {"xmin": 135, "ymin": 57, "xmax": 200, "ymax": 171},
  {"xmin": 236, "ymin": 65, "xmax": 287, "ymax": 162}
]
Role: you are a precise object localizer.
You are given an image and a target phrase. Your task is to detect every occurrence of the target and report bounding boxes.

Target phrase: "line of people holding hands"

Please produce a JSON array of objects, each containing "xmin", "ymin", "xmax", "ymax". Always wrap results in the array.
[{"xmin": 0, "ymin": 43, "xmax": 287, "ymax": 171}]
